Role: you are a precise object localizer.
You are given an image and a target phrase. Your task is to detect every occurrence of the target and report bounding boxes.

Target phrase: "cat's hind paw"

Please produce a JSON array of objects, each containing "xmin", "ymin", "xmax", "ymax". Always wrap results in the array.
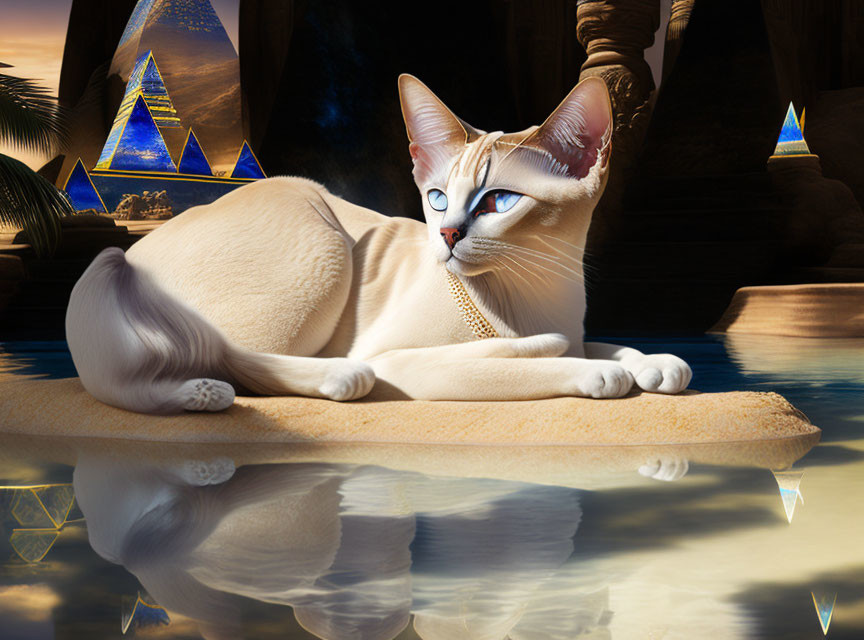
[
  {"xmin": 180, "ymin": 378, "xmax": 236, "ymax": 412},
  {"xmin": 319, "ymin": 359, "xmax": 376, "ymax": 401},
  {"xmin": 178, "ymin": 457, "xmax": 236, "ymax": 486},
  {"xmin": 624, "ymin": 354, "xmax": 692, "ymax": 394}
]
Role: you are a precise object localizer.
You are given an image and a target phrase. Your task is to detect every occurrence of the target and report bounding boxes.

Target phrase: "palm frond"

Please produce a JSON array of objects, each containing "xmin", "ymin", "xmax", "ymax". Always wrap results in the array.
[
  {"xmin": 0, "ymin": 74, "xmax": 68, "ymax": 155},
  {"xmin": 0, "ymin": 153, "xmax": 73, "ymax": 256}
]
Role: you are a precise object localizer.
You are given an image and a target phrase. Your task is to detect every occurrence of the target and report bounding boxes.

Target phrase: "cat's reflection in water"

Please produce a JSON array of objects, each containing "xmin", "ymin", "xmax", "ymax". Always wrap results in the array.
[{"xmin": 72, "ymin": 454, "xmax": 611, "ymax": 640}]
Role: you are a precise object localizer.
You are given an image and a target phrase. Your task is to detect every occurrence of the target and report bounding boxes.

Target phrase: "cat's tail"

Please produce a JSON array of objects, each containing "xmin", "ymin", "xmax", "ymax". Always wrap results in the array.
[
  {"xmin": 66, "ymin": 247, "xmax": 370, "ymax": 415},
  {"xmin": 65, "ymin": 247, "xmax": 237, "ymax": 413}
]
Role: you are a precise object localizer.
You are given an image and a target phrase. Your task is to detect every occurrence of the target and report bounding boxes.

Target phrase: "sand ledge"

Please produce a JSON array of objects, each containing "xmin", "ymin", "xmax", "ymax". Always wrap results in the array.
[{"xmin": 0, "ymin": 377, "xmax": 819, "ymax": 447}]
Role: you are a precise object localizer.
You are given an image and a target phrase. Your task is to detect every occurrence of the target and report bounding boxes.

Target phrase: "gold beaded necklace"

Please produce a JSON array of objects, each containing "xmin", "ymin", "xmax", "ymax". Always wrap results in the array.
[{"xmin": 445, "ymin": 271, "xmax": 500, "ymax": 339}]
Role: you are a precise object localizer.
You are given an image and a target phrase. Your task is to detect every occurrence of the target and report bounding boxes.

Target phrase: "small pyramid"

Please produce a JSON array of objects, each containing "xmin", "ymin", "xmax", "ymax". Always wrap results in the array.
[
  {"xmin": 772, "ymin": 469, "xmax": 805, "ymax": 523},
  {"xmin": 97, "ymin": 94, "xmax": 177, "ymax": 172},
  {"xmin": 178, "ymin": 129, "xmax": 213, "ymax": 176},
  {"xmin": 62, "ymin": 159, "xmax": 106, "ymax": 212},
  {"xmin": 773, "ymin": 103, "xmax": 811, "ymax": 156},
  {"xmin": 231, "ymin": 140, "xmax": 266, "ymax": 179},
  {"xmin": 811, "ymin": 591, "xmax": 836, "ymax": 635}
]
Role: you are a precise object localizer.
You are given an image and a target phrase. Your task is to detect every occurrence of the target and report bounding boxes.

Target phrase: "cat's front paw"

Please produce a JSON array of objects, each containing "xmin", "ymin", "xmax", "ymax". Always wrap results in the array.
[
  {"xmin": 623, "ymin": 354, "xmax": 692, "ymax": 394},
  {"xmin": 573, "ymin": 360, "xmax": 634, "ymax": 398},
  {"xmin": 639, "ymin": 456, "xmax": 689, "ymax": 482}
]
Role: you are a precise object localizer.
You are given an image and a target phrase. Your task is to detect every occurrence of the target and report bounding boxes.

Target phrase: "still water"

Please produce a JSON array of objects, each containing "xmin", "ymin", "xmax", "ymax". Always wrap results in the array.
[{"xmin": 0, "ymin": 335, "xmax": 861, "ymax": 639}]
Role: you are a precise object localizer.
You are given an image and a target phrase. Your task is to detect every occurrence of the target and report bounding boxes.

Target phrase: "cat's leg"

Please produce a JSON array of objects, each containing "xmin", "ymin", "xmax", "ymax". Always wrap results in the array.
[
  {"xmin": 368, "ymin": 337, "xmax": 634, "ymax": 400},
  {"xmin": 224, "ymin": 349, "xmax": 375, "ymax": 401},
  {"xmin": 583, "ymin": 342, "xmax": 691, "ymax": 394}
]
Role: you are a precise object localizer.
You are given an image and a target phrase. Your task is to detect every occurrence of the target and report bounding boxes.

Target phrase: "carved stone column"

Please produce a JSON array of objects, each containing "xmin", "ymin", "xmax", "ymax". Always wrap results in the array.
[
  {"xmin": 575, "ymin": 0, "xmax": 661, "ymax": 246},
  {"xmin": 662, "ymin": 0, "xmax": 695, "ymax": 83}
]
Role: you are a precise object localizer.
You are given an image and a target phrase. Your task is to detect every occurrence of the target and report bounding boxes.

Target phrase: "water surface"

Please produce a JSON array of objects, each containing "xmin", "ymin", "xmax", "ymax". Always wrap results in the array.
[{"xmin": 0, "ymin": 336, "xmax": 861, "ymax": 639}]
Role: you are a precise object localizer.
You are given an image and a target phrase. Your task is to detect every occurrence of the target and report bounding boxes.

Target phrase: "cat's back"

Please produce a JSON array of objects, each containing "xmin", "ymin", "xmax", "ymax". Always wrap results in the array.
[{"xmin": 126, "ymin": 177, "xmax": 363, "ymax": 354}]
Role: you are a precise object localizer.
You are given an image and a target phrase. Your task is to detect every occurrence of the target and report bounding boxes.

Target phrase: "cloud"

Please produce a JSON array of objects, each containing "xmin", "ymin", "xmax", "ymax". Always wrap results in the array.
[{"xmin": 0, "ymin": 37, "xmax": 64, "ymax": 90}]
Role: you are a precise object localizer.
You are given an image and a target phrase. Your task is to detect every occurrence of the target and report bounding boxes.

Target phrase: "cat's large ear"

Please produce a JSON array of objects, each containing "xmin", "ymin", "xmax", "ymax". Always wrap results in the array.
[
  {"xmin": 508, "ymin": 77, "xmax": 612, "ymax": 180},
  {"xmin": 398, "ymin": 74, "xmax": 480, "ymax": 184}
]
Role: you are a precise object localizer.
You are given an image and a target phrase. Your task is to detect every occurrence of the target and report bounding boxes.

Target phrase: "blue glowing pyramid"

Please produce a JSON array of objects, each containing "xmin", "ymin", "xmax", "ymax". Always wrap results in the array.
[
  {"xmin": 231, "ymin": 141, "xmax": 266, "ymax": 179},
  {"xmin": 97, "ymin": 94, "xmax": 176, "ymax": 172},
  {"xmin": 109, "ymin": 0, "xmax": 243, "ymax": 174},
  {"xmin": 773, "ymin": 103, "xmax": 811, "ymax": 156},
  {"xmin": 125, "ymin": 50, "xmax": 180, "ymax": 129},
  {"xmin": 62, "ymin": 159, "xmax": 106, "ymax": 212},
  {"xmin": 177, "ymin": 129, "xmax": 213, "ymax": 176}
]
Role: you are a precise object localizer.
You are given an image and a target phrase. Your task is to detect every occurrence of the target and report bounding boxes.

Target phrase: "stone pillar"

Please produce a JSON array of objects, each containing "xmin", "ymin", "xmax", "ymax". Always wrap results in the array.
[
  {"xmin": 575, "ymin": 0, "xmax": 661, "ymax": 245},
  {"xmin": 662, "ymin": 0, "xmax": 695, "ymax": 84}
]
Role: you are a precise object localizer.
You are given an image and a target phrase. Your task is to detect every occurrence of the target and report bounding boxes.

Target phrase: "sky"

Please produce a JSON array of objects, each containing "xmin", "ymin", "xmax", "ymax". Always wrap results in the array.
[{"xmin": 0, "ymin": 0, "xmax": 240, "ymax": 170}]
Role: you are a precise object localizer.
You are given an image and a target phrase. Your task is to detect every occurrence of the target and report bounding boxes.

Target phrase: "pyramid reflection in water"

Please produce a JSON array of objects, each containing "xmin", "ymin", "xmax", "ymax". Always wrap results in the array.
[
  {"xmin": 1, "ymin": 483, "xmax": 81, "ymax": 563},
  {"xmin": 121, "ymin": 591, "xmax": 170, "ymax": 635},
  {"xmin": 811, "ymin": 591, "xmax": 837, "ymax": 635},
  {"xmin": 771, "ymin": 469, "xmax": 805, "ymax": 523}
]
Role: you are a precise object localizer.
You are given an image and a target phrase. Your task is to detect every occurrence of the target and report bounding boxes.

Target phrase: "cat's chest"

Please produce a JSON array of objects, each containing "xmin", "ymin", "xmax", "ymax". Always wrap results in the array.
[{"xmin": 349, "ymin": 266, "xmax": 479, "ymax": 359}]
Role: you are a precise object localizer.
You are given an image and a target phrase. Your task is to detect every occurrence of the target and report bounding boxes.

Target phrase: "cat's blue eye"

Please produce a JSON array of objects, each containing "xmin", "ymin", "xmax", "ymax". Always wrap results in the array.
[
  {"xmin": 473, "ymin": 190, "xmax": 523, "ymax": 216},
  {"xmin": 494, "ymin": 191, "xmax": 522, "ymax": 213},
  {"xmin": 427, "ymin": 189, "xmax": 448, "ymax": 211}
]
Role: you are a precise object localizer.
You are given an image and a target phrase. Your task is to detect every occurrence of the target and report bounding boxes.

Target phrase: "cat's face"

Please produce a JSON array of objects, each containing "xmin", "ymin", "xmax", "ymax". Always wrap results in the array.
[{"xmin": 399, "ymin": 75, "xmax": 612, "ymax": 277}]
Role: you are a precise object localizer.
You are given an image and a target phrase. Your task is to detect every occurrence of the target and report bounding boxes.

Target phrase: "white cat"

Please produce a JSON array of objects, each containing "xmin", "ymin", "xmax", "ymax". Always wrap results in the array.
[{"xmin": 65, "ymin": 75, "xmax": 691, "ymax": 414}]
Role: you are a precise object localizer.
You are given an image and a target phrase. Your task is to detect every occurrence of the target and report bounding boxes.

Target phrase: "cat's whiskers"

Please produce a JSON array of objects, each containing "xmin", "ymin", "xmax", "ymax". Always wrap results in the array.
[
  {"xmin": 474, "ymin": 237, "xmax": 584, "ymax": 266},
  {"xmin": 491, "ymin": 256, "xmax": 537, "ymax": 288},
  {"xmin": 535, "ymin": 234, "xmax": 601, "ymax": 278},
  {"xmin": 506, "ymin": 244, "xmax": 585, "ymax": 271},
  {"xmin": 473, "ymin": 238, "xmax": 585, "ymax": 280},
  {"xmin": 534, "ymin": 236, "xmax": 582, "ymax": 262},
  {"xmin": 507, "ymin": 252, "xmax": 583, "ymax": 284},
  {"xmin": 496, "ymin": 254, "xmax": 557, "ymax": 289},
  {"xmin": 484, "ymin": 243, "xmax": 582, "ymax": 284},
  {"xmin": 537, "ymin": 233, "xmax": 600, "ymax": 275},
  {"xmin": 503, "ymin": 253, "xmax": 557, "ymax": 285},
  {"xmin": 538, "ymin": 233, "xmax": 586, "ymax": 254}
]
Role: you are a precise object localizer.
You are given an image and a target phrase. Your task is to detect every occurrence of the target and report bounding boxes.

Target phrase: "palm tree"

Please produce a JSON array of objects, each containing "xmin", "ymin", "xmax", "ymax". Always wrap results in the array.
[{"xmin": 0, "ymin": 65, "xmax": 74, "ymax": 256}]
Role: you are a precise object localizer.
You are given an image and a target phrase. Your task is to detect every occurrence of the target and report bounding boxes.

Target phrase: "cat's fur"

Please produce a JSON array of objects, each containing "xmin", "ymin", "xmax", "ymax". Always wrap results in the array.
[{"xmin": 65, "ymin": 75, "xmax": 691, "ymax": 414}]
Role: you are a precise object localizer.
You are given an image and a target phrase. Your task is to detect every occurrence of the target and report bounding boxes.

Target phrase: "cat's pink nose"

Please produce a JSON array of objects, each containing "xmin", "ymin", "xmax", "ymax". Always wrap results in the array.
[{"xmin": 440, "ymin": 227, "xmax": 462, "ymax": 250}]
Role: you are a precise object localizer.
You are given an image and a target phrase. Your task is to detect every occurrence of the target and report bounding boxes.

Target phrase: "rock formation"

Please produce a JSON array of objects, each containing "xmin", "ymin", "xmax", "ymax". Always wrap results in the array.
[{"xmin": 111, "ymin": 190, "xmax": 173, "ymax": 220}]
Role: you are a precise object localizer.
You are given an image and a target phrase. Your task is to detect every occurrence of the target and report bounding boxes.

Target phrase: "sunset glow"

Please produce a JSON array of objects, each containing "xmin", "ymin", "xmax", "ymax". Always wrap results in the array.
[{"xmin": 0, "ymin": 0, "xmax": 239, "ymax": 170}]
